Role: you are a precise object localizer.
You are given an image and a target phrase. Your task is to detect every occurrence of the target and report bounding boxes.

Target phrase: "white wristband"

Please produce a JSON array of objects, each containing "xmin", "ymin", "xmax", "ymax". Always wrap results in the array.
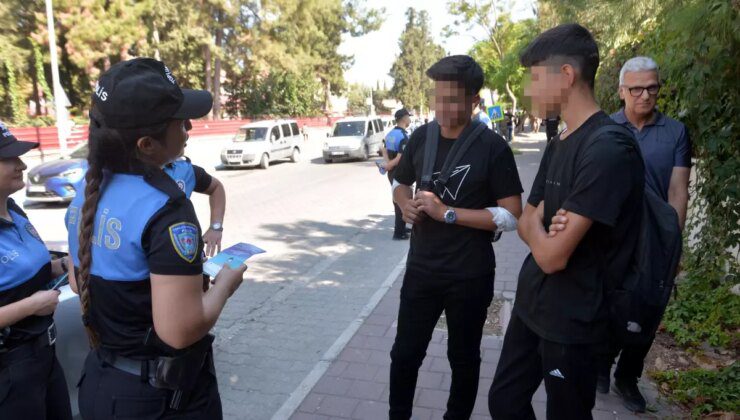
[{"xmin": 486, "ymin": 207, "xmax": 518, "ymax": 232}]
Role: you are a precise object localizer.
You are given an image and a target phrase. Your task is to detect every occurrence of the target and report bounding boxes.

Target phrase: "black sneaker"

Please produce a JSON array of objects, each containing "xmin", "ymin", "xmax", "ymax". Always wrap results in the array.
[
  {"xmin": 596, "ymin": 374, "xmax": 610, "ymax": 394},
  {"xmin": 392, "ymin": 233, "xmax": 409, "ymax": 240},
  {"xmin": 612, "ymin": 378, "xmax": 647, "ymax": 413}
]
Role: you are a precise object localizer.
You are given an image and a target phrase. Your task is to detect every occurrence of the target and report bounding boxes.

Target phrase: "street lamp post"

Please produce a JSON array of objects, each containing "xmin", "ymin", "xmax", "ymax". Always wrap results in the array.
[{"xmin": 45, "ymin": 0, "xmax": 69, "ymax": 153}]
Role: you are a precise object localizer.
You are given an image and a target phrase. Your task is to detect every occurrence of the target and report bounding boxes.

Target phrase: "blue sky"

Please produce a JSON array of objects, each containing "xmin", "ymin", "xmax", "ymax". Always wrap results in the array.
[{"xmin": 339, "ymin": 0, "xmax": 536, "ymax": 88}]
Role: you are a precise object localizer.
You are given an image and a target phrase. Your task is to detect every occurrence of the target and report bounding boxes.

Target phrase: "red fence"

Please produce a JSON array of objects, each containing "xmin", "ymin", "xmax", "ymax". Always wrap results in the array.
[{"xmin": 9, "ymin": 116, "xmax": 344, "ymax": 154}]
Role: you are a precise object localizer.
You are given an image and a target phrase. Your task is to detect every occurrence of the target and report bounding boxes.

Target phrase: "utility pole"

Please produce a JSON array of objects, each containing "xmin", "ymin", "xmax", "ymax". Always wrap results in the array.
[{"xmin": 45, "ymin": 0, "xmax": 69, "ymax": 153}]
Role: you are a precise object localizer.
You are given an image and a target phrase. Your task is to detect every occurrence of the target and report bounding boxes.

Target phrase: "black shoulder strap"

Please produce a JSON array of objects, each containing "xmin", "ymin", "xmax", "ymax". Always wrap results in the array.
[
  {"xmin": 421, "ymin": 121, "xmax": 439, "ymax": 189},
  {"xmin": 438, "ymin": 121, "xmax": 487, "ymax": 186},
  {"xmin": 145, "ymin": 168, "xmax": 187, "ymax": 202},
  {"xmin": 573, "ymin": 124, "xmax": 640, "ymax": 175},
  {"xmin": 421, "ymin": 120, "xmax": 487, "ymax": 190}
]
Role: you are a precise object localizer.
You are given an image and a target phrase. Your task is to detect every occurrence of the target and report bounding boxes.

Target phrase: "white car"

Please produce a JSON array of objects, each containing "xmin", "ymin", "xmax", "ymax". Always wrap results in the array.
[
  {"xmin": 323, "ymin": 117, "xmax": 384, "ymax": 163},
  {"xmin": 220, "ymin": 119, "xmax": 302, "ymax": 169}
]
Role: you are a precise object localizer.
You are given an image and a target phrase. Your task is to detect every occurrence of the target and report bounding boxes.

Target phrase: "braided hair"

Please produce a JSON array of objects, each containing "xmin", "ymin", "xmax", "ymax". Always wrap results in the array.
[{"xmin": 76, "ymin": 108, "xmax": 168, "ymax": 347}]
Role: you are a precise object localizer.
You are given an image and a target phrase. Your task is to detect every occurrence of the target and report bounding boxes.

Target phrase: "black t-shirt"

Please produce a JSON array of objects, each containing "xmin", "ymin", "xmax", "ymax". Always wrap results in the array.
[
  {"xmin": 514, "ymin": 111, "xmax": 645, "ymax": 344},
  {"xmin": 393, "ymin": 123, "xmax": 523, "ymax": 279}
]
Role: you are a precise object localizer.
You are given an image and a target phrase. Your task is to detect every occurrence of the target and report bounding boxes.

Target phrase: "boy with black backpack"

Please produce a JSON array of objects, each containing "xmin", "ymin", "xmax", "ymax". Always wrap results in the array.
[
  {"xmin": 390, "ymin": 55, "xmax": 523, "ymax": 420},
  {"xmin": 488, "ymin": 24, "xmax": 646, "ymax": 419}
]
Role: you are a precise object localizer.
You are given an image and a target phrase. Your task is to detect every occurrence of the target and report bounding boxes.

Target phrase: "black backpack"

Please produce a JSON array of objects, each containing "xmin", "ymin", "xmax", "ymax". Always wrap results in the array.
[{"xmin": 582, "ymin": 125, "xmax": 683, "ymax": 344}]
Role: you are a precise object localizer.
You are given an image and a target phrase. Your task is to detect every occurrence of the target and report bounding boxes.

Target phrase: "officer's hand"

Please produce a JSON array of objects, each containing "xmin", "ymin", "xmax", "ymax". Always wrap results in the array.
[
  {"xmin": 400, "ymin": 197, "xmax": 425, "ymax": 224},
  {"xmin": 29, "ymin": 290, "xmax": 61, "ymax": 316},
  {"xmin": 203, "ymin": 229, "xmax": 223, "ymax": 257},
  {"xmin": 548, "ymin": 209, "xmax": 569, "ymax": 238},
  {"xmin": 214, "ymin": 265, "xmax": 248, "ymax": 297},
  {"xmin": 416, "ymin": 191, "xmax": 445, "ymax": 222}
]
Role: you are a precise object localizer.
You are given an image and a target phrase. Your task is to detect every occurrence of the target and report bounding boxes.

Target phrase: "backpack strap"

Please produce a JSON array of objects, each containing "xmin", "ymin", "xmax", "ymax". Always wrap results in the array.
[
  {"xmin": 421, "ymin": 121, "xmax": 439, "ymax": 190},
  {"xmin": 437, "ymin": 121, "xmax": 487, "ymax": 186},
  {"xmin": 421, "ymin": 120, "xmax": 487, "ymax": 190}
]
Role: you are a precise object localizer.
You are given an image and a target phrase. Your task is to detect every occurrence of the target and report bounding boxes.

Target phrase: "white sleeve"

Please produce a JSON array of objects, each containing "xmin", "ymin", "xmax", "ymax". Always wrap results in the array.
[{"xmin": 486, "ymin": 207, "xmax": 518, "ymax": 232}]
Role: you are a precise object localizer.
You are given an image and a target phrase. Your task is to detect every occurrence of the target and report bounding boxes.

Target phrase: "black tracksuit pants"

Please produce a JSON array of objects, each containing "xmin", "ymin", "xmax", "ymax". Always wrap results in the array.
[
  {"xmin": 389, "ymin": 270, "xmax": 494, "ymax": 420},
  {"xmin": 488, "ymin": 313, "xmax": 604, "ymax": 420}
]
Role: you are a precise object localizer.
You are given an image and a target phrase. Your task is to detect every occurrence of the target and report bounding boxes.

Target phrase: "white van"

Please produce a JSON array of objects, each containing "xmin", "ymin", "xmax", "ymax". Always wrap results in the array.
[
  {"xmin": 220, "ymin": 119, "xmax": 302, "ymax": 169},
  {"xmin": 323, "ymin": 116, "xmax": 385, "ymax": 163}
]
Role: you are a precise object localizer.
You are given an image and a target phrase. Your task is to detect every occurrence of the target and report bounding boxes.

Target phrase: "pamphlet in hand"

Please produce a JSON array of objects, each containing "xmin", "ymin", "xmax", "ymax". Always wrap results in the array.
[{"xmin": 203, "ymin": 242, "xmax": 266, "ymax": 277}]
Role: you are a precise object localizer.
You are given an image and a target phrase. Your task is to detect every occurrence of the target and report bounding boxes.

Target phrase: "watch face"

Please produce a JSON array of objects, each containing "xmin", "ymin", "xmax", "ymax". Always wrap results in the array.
[{"xmin": 445, "ymin": 210, "xmax": 456, "ymax": 223}]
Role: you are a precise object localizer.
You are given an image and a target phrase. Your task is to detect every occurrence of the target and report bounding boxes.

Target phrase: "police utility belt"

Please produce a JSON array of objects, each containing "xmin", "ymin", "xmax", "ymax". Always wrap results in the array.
[
  {"xmin": 98, "ymin": 329, "xmax": 215, "ymax": 410},
  {"xmin": 0, "ymin": 323, "xmax": 57, "ymax": 366}
]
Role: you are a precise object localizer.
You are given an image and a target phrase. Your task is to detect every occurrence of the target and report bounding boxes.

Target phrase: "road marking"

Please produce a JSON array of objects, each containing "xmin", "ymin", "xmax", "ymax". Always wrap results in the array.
[{"xmin": 271, "ymin": 254, "xmax": 407, "ymax": 420}]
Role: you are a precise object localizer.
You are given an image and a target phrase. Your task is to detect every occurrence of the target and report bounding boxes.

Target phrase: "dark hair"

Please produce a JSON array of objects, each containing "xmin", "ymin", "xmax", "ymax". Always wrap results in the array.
[
  {"xmin": 519, "ymin": 23, "xmax": 600, "ymax": 89},
  {"xmin": 426, "ymin": 55, "xmax": 484, "ymax": 96},
  {"xmin": 76, "ymin": 107, "xmax": 167, "ymax": 347}
]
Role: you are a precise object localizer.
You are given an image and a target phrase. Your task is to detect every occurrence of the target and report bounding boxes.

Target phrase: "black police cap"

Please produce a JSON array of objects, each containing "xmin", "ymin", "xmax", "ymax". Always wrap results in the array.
[
  {"xmin": 0, "ymin": 121, "xmax": 38, "ymax": 158},
  {"xmin": 425, "ymin": 55, "xmax": 484, "ymax": 94},
  {"xmin": 394, "ymin": 108, "xmax": 411, "ymax": 121},
  {"xmin": 92, "ymin": 58, "xmax": 213, "ymax": 129}
]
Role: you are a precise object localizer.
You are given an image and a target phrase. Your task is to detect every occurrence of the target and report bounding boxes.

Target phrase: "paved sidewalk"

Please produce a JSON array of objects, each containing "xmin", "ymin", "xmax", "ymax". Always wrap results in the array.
[{"xmin": 288, "ymin": 139, "xmax": 683, "ymax": 420}]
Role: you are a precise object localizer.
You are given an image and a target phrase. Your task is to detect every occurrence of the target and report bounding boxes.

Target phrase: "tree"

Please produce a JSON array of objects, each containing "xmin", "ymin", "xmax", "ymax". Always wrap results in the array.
[
  {"xmin": 389, "ymin": 8, "xmax": 445, "ymax": 115},
  {"xmin": 446, "ymin": 1, "xmax": 537, "ymax": 112}
]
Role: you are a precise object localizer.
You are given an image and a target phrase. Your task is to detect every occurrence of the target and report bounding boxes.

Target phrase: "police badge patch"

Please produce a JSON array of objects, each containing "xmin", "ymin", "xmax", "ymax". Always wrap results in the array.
[
  {"xmin": 176, "ymin": 180, "xmax": 185, "ymax": 191},
  {"xmin": 25, "ymin": 222, "xmax": 43, "ymax": 242},
  {"xmin": 168, "ymin": 222, "xmax": 199, "ymax": 263}
]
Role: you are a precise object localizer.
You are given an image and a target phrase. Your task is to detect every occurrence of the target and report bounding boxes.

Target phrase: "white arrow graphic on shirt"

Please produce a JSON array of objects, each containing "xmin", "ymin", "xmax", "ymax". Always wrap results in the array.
[{"xmin": 432, "ymin": 164, "xmax": 471, "ymax": 201}]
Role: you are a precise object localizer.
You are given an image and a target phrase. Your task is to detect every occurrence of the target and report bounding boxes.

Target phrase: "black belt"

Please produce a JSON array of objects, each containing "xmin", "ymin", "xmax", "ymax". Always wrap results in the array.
[
  {"xmin": 98, "ymin": 348, "xmax": 158, "ymax": 381},
  {"xmin": 0, "ymin": 323, "xmax": 56, "ymax": 367}
]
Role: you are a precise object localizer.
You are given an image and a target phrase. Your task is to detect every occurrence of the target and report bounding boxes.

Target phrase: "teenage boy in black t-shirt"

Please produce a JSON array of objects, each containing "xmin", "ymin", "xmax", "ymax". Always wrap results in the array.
[
  {"xmin": 389, "ymin": 55, "xmax": 523, "ymax": 420},
  {"xmin": 488, "ymin": 24, "xmax": 645, "ymax": 420}
]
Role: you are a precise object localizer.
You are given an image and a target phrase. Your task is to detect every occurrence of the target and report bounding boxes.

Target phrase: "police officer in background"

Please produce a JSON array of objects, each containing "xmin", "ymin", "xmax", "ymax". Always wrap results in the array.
[
  {"xmin": 0, "ymin": 121, "xmax": 73, "ymax": 419},
  {"xmin": 382, "ymin": 108, "xmax": 412, "ymax": 240},
  {"xmin": 65, "ymin": 58, "xmax": 246, "ymax": 419}
]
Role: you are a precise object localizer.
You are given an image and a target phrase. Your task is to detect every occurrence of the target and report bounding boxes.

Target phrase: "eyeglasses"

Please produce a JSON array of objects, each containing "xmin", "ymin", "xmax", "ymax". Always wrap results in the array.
[{"xmin": 625, "ymin": 84, "xmax": 661, "ymax": 97}]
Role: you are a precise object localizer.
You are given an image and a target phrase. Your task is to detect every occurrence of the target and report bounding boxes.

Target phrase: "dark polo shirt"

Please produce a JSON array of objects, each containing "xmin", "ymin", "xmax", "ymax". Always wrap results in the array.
[{"xmin": 611, "ymin": 109, "xmax": 691, "ymax": 201}]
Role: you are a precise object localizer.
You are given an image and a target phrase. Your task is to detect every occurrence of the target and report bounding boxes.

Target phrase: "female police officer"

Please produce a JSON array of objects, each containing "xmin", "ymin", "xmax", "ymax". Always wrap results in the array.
[
  {"xmin": 65, "ymin": 58, "xmax": 246, "ymax": 419},
  {"xmin": 0, "ymin": 121, "xmax": 73, "ymax": 419}
]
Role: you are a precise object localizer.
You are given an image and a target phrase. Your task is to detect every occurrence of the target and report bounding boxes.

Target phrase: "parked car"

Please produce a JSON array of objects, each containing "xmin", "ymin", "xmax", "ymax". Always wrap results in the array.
[
  {"xmin": 220, "ymin": 119, "xmax": 302, "ymax": 169},
  {"xmin": 381, "ymin": 116, "xmax": 394, "ymax": 134},
  {"xmin": 47, "ymin": 245, "xmax": 87, "ymax": 420},
  {"xmin": 25, "ymin": 143, "xmax": 88, "ymax": 204},
  {"xmin": 323, "ymin": 116, "xmax": 384, "ymax": 163}
]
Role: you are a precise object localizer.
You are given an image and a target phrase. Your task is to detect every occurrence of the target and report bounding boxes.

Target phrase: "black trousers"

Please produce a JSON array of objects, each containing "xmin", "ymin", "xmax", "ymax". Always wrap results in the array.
[
  {"xmin": 0, "ymin": 344, "xmax": 73, "ymax": 420},
  {"xmin": 78, "ymin": 349, "xmax": 222, "ymax": 420},
  {"xmin": 389, "ymin": 270, "xmax": 494, "ymax": 420},
  {"xmin": 388, "ymin": 173, "xmax": 406, "ymax": 236},
  {"xmin": 488, "ymin": 313, "xmax": 602, "ymax": 420},
  {"xmin": 603, "ymin": 334, "xmax": 655, "ymax": 381}
]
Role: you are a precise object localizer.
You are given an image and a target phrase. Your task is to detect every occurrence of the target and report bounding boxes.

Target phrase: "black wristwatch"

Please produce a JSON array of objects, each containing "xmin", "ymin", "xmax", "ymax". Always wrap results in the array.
[
  {"xmin": 60, "ymin": 256, "xmax": 68, "ymax": 274},
  {"xmin": 210, "ymin": 222, "xmax": 223, "ymax": 232}
]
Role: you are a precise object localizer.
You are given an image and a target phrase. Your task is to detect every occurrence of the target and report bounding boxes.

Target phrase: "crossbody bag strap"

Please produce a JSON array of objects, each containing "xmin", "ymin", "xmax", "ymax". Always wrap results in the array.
[
  {"xmin": 437, "ymin": 121, "xmax": 487, "ymax": 186},
  {"xmin": 421, "ymin": 121, "xmax": 440, "ymax": 190}
]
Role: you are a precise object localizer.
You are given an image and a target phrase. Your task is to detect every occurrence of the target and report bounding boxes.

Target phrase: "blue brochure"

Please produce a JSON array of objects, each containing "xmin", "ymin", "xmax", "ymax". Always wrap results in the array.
[{"xmin": 203, "ymin": 243, "xmax": 266, "ymax": 277}]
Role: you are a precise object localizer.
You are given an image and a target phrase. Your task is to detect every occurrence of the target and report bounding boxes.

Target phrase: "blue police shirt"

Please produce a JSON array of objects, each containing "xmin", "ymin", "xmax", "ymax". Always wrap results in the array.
[
  {"xmin": 611, "ymin": 109, "xmax": 691, "ymax": 201},
  {"xmin": 163, "ymin": 157, "xmax": 212, "ymax": 199},
  {"xmin": 0, "ymin": 199, "xmax": 53, "ymax": 346},
  {"xmin": 65, "ymin": 168, "xmax": 204, "ymax": 358},
  {"xmin": 384, "ymin": 127, "xmax": 408, "ymax": 156}
]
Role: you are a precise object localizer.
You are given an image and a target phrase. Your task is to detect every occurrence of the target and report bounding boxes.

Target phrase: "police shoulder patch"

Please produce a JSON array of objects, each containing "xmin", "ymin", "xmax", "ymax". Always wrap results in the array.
[{"xmin": 168, "ymin": 222, "xmax": 199, "ymax": 263}]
